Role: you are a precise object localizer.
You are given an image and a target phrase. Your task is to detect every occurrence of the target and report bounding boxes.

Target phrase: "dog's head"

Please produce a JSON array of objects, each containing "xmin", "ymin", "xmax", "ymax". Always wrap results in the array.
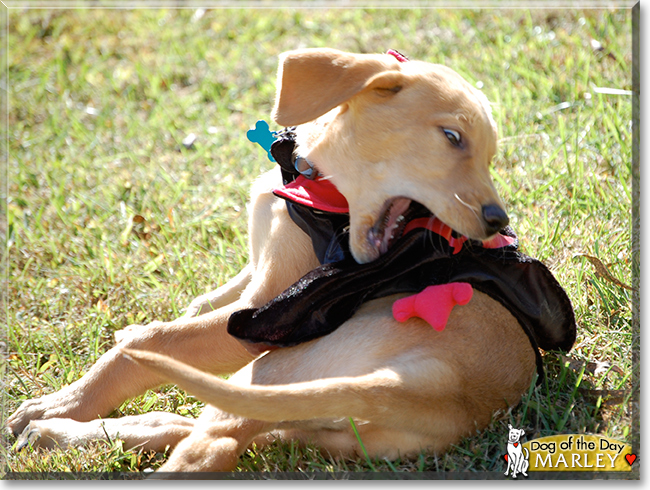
[
  {"xmin": 507, "ymin": 424, "xmax": 526, "ymax": 444},
  {"xmin": 272, "ymin": 48, "xmax": 507, "ymax": 264}
]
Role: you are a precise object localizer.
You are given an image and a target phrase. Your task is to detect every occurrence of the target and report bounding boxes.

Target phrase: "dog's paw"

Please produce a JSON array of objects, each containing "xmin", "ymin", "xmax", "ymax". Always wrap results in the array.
[
  {"xmin": 114, "ymin": 321, "xmax": 164, "ymax": 344},
  {"xmin": 13, "ymin": 419, "xmax": 73, "ymax": 451},
  {"xmin": 182, "ymin": 301, "xmax": 205, "ymax": 319},
  {"xmin": 14, "ymin": 422, "xmax": 44, "ymax": 451},
  {"xmin": 6, "ymin": 390, "xmax": 81, "ymax": 437},
  {"xmin": 182, "ymin": 296, "xmax": 219, "ymax": 318}
]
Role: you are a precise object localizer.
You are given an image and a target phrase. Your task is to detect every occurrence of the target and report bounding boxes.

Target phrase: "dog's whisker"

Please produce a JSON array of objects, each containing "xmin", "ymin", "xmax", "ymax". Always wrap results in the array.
[
  {"xmin": 454, "ymin": 193, "xmax": 484, "ymax": 230},
  {"xmin": 454, "ymin": 193, "xmax": 480, "ymax": 212}
]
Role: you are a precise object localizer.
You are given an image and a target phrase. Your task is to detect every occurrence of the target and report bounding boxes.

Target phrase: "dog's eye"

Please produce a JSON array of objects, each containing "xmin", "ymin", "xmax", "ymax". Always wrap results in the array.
[{"xmin": 443, "ymin": 128, "xmax": 462, "ymax": 147}]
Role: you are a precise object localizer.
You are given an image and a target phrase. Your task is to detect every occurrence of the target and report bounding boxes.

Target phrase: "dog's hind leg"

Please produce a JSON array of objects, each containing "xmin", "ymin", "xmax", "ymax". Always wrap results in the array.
[
  {"xmin": 117, "ymin": 347, "xmax": 451, "ymax": 469},
  {"xmin": 153, "ymin": 406, "xmax": 274, "ymax": 474}
]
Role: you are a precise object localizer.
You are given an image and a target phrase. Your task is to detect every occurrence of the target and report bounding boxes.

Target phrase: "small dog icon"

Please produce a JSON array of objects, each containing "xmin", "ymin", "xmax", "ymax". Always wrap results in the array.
[{"xmin": 504, "ymin": 424, "xmax": 529, "ymax": 478}]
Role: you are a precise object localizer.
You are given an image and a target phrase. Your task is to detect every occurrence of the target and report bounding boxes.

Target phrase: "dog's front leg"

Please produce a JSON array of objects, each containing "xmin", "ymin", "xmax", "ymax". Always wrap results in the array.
[
  {"xmin": 8, "ymin": 181, "xmax": 318, "ymax": 439},
  {"xmin": 504, "ymin": 454, "xmax": 512, "ymax": 476},
  {"xmin": 15, "ymin": 411, "xmax": 196, "ymax": 454},
  {"xmin": 7, "ymin": 301, "xmax": 257, "ymax": 437}
]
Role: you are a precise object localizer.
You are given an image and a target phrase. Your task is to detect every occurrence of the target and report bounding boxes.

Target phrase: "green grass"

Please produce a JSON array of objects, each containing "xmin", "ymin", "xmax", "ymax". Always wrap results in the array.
[{"xmin": 2, "ymin": 6, "xmax": 636, "ymax": 478}]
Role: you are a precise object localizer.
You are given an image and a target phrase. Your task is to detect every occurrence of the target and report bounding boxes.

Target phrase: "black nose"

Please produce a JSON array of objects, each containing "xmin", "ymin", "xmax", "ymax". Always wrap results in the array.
[{"xmin": 481, "ymin": 204, "xmax": 509, "ymax": 235}]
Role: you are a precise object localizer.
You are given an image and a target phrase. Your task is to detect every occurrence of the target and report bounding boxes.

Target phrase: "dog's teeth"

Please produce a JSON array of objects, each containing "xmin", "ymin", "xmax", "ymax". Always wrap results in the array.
[{"xmin": 396, "ymin": 215, "xmax": 405, "ymax": 223}]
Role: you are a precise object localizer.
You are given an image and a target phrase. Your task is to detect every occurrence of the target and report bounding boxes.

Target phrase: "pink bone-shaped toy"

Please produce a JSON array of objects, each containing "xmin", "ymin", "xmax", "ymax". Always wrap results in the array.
[{"xmin": 392, "ymin": 283, "xmax": 474, "ymax": 331}]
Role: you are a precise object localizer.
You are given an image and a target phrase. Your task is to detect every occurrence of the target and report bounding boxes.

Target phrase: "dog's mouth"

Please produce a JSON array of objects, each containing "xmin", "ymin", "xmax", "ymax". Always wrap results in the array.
[{"xmin": 367, "ymin": 198, "xmax": 433, "ymax": 256}]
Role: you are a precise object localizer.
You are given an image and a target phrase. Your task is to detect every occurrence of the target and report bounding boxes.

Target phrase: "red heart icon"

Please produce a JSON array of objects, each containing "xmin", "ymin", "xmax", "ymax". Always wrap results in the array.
[
  {"xmin": 625, "ymin": 454, "xmax": 636, "ymax": 466},
  {"xmin": 504, "ymin": 454, "xmax": 508, "ymax": 462},
  {"xmin": 514, "ymin": 442, "xmax": 519, "ymax": 447}
]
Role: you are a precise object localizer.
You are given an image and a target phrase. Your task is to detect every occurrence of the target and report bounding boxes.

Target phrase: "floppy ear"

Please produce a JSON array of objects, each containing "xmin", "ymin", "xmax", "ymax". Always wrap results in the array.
[{"xmin": 271, "ymin": 48, "xmax": 402, "ymax": 126}]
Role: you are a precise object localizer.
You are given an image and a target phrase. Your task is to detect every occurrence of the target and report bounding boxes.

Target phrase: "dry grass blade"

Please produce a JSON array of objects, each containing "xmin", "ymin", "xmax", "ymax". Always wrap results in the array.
[
  {"xmin": 561, "ymin": 354, "xmax": 625, "ymax": 377},
  {"xmin": 578, "ymin": 389, "xmax": 629, "ymax": 408},
  {"xmin": 574, "ymin": 253, "xmax": 633, "ymax": 290}
]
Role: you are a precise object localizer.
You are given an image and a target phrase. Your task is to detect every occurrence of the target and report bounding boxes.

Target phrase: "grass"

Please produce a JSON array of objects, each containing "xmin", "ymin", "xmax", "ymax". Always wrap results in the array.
[{"xmin": 1, "ymin": 5, "xmax": 636, "ymax": 478}]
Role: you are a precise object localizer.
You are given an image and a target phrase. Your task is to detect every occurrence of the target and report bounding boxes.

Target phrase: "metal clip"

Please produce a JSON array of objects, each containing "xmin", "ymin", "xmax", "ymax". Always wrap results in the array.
[{"xmin": 294, "ymin": 156, "xmax": 316, "ymax": 179}]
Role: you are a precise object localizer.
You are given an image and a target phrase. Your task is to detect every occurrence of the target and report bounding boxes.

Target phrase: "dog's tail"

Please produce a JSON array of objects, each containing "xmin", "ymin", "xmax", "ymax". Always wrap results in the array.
[{"xmin": 120, "ymin": 348, "xmax": 400, "ymax": 423}]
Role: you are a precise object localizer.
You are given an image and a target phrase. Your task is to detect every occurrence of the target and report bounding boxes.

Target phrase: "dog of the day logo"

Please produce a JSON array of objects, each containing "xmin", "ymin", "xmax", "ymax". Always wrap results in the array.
[
  {"xmin": 504, "ymin": 428, "xmax": 635, "ymax": 476},
  {"xmin": 504, "ymin": 424, "xmax": 529, "ymax": 478}
]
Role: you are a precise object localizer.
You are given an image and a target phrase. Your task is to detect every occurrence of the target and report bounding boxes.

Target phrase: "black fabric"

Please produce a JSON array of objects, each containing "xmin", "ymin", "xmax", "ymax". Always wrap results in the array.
[
  {"xmin": 286, "ymin": 203, "xmax": 351, "ymax": 264},
  {"xmin": 229, "ymin": 129, "xmax": 577, "ymax": 381},
  {"xmin": 228, "ymin": 225, "xmax": 577, "ymax": 380}
]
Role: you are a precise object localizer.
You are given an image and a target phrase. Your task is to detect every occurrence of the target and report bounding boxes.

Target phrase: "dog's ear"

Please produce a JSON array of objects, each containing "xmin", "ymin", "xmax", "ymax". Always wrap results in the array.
[
  {"xmin": 508, "ymin": 424, "xmax": 513, "ymax": 430},
  {"xmin": 272, "ymin": 48, "xmax": 402, "ymax": 126}
]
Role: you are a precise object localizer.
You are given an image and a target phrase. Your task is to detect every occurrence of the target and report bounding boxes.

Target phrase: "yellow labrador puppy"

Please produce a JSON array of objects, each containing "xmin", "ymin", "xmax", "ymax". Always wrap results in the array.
[{"xmin": 9, "ymin": 49, "xmax": 551, "ymax": 473}]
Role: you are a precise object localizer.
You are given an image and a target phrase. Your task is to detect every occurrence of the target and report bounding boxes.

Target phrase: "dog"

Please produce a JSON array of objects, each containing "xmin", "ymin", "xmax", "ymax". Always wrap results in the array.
[
  {"xmin": 8, "ymin": 48, "xmax": 540, "ymax": 473},
  {"xmin": 504, "ymin": 424, "xmax": 529, "ymax": 478}
]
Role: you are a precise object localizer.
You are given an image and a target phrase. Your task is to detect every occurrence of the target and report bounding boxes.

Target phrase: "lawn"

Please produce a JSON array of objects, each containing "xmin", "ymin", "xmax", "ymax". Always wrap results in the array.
[{"xmin": 1, "ymin": 4, "xmax": 637, "ymax": 478}]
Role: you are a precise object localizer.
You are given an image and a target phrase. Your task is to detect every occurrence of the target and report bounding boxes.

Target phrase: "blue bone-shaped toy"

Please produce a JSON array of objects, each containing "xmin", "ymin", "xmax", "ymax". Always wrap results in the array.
[{"xmin": 247, "ymin": 120, "xmax": 277, "ymax": 162}]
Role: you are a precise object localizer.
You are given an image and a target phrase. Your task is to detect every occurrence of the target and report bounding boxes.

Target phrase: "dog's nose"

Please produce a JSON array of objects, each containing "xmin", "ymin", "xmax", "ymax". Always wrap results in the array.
[{"xmin": 481, "ymin": 204, "xmax": 509, "ymax": 235}]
